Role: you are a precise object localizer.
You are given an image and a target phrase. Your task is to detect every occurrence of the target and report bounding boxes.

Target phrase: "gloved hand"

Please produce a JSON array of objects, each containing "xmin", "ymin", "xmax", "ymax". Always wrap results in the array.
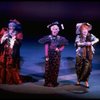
[{"xmin": 1, "ymin": 33, "xmax": 8, "ymax": 44}]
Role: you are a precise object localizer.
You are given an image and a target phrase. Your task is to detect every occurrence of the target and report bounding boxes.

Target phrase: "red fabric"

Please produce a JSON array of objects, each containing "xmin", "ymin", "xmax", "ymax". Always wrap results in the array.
[{"xmin": 16, "ymin": 32, "xmax": 23, "ymax": 40}]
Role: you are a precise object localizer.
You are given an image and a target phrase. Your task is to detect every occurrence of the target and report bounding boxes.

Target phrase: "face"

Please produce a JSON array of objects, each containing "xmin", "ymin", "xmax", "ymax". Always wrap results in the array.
[
  {"xmin": 81, "ymin": 27, "xmax": 88, "ymax": 38},
  {"xmin": 50, "ymin": 25, "xmax": 60, "ymax": 36},
  {"xmin": 8, "ymin": 23, "xmax": 16, "ymax": 30}
]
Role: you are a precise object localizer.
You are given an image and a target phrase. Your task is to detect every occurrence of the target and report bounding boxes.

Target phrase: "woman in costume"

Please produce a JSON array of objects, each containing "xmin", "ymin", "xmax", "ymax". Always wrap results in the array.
[
  {"xmin": 0, "ymin": 19, "xmax": 23, "ymax": 84},
  {"xmin": 39, "ymin": 21, "xmax": 68, "ymax": 87},
  {"xmin": 75, "ymin": 22, "xmax": 99, "ymax": 88}
]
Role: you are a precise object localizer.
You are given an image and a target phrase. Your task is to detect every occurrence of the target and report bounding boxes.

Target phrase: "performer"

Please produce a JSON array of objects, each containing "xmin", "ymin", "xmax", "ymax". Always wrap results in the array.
[
  {"xmin": 75, "ymin": 22, "xmax": 99, "ymax": 88},
  {"xmin": 39, "ymin": 21, "xmax": 68, "ymax": 87},
  {"xmin": 7, "ymin": 19, "xmax": 23, "ymax": 70},
  {"xmin": 0, "ymin": 19, "xmax": 23, "ymax": 84}
]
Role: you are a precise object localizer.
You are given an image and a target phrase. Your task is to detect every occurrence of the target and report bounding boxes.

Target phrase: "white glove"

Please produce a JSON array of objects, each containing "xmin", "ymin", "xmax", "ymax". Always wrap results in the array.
[{"xmin": 0, "ymin": 33, "xmax": 8, "ymax": 44}]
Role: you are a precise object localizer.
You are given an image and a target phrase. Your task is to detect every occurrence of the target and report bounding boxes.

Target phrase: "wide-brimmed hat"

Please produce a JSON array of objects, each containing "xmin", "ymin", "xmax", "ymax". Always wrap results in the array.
[{"xmin": 76, "ymin": 22, "xmax": 92, "ymax": 34}]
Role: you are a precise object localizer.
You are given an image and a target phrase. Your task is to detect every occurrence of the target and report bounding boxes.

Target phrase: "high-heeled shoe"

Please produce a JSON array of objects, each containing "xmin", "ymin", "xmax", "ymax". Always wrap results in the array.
[
  {"xmin": 85, "ymin": 81, "xmax": 89, "ymax": 88},
  {"xmin": 85, "ymin": 85, "xmax": 89, "ymax": 88}
]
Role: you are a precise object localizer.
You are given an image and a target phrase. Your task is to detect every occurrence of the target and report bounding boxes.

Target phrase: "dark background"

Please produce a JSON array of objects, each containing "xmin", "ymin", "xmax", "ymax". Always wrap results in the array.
[
  {"xmin": 0, "ymin": 1, "xmax": 100, "ymax": 99},
  {"xmin": 0, "ymin": 1, "xmax": 100, "ymax": 42}
]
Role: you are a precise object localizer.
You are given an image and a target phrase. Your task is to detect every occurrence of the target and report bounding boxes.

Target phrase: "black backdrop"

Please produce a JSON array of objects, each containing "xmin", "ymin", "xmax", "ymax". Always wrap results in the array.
[{"xmin": 0, "ymin": 1, "xmax": 100, "ymax": 42}]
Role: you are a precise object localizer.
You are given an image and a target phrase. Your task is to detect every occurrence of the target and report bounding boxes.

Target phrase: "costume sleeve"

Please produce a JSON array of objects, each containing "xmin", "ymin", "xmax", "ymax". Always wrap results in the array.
[
  {"xmin": 74, "ymin": 35, "xmax": 81, "ymax": 48},
  {"xmin": 15, "ymin": 32, "xmax": 23, "ymax": 45},
  {"xmin": 16, "ymin": 32, "xmax": 23, "ymax": 40},
  {"xmin": 91, "ymin": 34, "xmax": 99, "ymax": 45},
  {"xmin": 0, "ymin": 27, "xmax": 8, "ymax": 43},
  {"xmin": 75, "ymin": 35, "xmax": 80, "ymax": 43},
  {"xmin": 59, "ymin": 36, "xmax": 68, "ymax": 46},
  {"xmin": 38, "ymin": 35, "xmax": 50, "ymax": 44},
  {"xmin": 45, "ymin": 44, "xmax": 49, "ymax": 57}
]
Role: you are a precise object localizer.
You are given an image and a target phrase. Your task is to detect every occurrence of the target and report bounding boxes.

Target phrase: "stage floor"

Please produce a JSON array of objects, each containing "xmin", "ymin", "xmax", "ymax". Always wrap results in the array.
[{"xmin": 0, "ymin": 40, "xmax": 100, "ymax": 99}]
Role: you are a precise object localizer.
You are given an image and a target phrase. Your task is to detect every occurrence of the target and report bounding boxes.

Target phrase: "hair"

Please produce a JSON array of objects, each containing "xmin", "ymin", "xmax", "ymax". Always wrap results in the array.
[
  {"xmin": 8, "ymin": 19, "xmax": 22, "ymax": 32},
  {"xmin": 80, "ymin": 24, "xmax": 89, "ymax": 31}
]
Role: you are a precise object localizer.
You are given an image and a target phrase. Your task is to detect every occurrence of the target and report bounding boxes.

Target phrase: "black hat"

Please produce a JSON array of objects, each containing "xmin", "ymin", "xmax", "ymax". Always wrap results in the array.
[{"xmin": 47, "ymin": 21, "xmax": 64, "ymax": 30}]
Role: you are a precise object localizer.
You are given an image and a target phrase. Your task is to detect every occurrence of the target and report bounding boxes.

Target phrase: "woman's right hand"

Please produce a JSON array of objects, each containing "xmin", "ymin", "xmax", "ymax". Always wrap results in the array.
[{"xmin": 45, "ymin": 57, "xmax": 49, "ymax": 61}]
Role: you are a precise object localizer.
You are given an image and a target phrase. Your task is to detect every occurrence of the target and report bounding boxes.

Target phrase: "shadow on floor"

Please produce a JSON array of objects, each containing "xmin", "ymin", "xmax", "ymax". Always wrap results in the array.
[{"xmin": 0, "ymin": 88, "xmax": 79, "ymax": 100}]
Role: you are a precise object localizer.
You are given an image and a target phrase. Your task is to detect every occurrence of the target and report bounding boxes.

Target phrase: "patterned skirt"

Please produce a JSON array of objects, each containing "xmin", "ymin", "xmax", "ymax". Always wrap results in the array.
[
  {"xmin": 44, "ymin": 50, "xmax": 61, "ymax": 87},
  {"xmin": 0, "ymin": 53, "xmax": 22, "ymax": 84}
]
